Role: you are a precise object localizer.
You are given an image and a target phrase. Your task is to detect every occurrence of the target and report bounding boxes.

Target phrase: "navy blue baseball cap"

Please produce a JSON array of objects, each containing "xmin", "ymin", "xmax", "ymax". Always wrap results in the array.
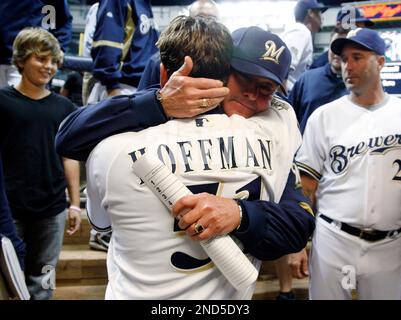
[
  {"xmin": 331, "ymin": 28, "xmax": 385, "ymax": 56},
  {"xmin": 336, "ymin": 7, "xmax": 374, "ymax": 27},
  {"xmin": 295, "ymin": 0, "xmax": 327, "ymax": 20},
  {"xmin": 231, "ymin": 27, "xmax": 292, "ymax": 93}
]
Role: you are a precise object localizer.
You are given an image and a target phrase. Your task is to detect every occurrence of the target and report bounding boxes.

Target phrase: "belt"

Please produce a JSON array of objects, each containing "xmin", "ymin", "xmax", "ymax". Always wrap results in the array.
[{"xmin": 319, "ymin": 214, "xmax": 401, "ymax": 242}]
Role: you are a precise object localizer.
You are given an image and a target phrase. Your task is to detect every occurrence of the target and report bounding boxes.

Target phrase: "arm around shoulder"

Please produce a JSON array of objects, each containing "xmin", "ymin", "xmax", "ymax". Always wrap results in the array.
[{"xmin": 55, "ymin": 89, "xmax": 168, "ymax": 161}]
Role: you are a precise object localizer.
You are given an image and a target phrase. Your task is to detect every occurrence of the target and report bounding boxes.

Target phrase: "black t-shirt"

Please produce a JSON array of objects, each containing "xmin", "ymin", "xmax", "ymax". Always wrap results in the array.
[{"xmin": 0, "ymin": 86, "xmax": 76, "ymax": 219}]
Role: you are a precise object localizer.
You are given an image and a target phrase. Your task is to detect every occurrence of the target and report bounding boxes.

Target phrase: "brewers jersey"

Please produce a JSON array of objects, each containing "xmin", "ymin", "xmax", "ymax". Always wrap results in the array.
[
  {"xmin": 86, "ymin": 99, "xmax": 301, "ymax": 299},
  {"xmin": 91, "ymin": 0, "xmax": 159, "ymax": 90},
  {"xmin": 296, "ymin": 94, "xmax": 401, "ymax": 230}
]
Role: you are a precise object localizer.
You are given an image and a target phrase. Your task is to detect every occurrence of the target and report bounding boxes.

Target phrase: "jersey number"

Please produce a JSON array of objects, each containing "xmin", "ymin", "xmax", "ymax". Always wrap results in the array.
[
  {"xmin": 170, "ymin": 177, "xmax": 262, "ymax": 273},
  {"xmin": 393, "ymin": 159, "xmax": 401, "ymax": 181}
]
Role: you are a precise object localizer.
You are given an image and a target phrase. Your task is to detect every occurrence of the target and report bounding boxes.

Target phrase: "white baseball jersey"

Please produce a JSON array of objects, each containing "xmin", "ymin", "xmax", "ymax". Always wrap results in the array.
[
  {"xmin": 296, "ymin": 94, "xmax": 401, "ymax": 230},
  {"xmin": 86, "ymin": 97, "xmax": 301, "ymax": 300},
  {"xmin": 281, "ymin": 22, "xmax": 313, "ymax": 92}
]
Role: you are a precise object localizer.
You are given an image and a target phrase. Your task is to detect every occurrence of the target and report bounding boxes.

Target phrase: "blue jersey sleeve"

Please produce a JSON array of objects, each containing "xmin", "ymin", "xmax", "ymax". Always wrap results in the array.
[
  {"xmin": 91, "ymin": 0, "xmax": 128, "ymax": 90},
  {"xmin": 233, "ymin": 165, "xmax": 315, "ymax": 260},
  {"xmin": 0, "ymin": 154, "xmax": 25, "ymax": 269},
  {"xmin": 91, "ymin": 0, "xmax": 158, "ymax": 90},
  {"xmin": 55, "ymin": 89, "xmax": 168, "ymax": 161},
  {"xmin": 288, "ymin": 76, "xmax": 304, "ymax": 123}
]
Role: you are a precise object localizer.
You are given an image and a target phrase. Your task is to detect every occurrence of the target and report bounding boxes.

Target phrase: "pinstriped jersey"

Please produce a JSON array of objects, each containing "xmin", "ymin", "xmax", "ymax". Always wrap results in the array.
[
  {"xmin": 86, "ymin": 98, "xmax": 301, "ymax": 299},
  {"xmin": 296, "ymin": 94, "xmax": 401, "ymax": 230}
]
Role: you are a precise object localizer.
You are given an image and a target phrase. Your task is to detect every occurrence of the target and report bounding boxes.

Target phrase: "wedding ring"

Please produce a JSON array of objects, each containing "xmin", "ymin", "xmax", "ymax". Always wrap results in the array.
[{"xmin": 201, "ymin": 98, "xmax": 209, "ymax": 108}]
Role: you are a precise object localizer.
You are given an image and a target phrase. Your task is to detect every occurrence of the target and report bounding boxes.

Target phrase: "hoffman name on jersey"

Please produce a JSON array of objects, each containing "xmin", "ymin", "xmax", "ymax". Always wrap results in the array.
[
  {"xmin": 128, "ymin": 135, "xmax": 273, "ymax": 174},
  {"xmin": 330, "ymin": 133, "xmax": 401, "ymax": 174}
]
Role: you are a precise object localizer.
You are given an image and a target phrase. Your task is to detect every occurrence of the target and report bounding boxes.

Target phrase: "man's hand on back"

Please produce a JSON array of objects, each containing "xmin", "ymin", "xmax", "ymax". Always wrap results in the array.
[{"xmin": 172, "ymin": 193, "xmax": 241, "ymax": 240}]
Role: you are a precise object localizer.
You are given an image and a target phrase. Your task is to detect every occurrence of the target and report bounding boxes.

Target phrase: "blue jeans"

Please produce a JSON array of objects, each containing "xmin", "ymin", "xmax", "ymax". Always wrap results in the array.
[{"xmin": 14, "ymin": 210, "xmax": 66, "ymax": 300}]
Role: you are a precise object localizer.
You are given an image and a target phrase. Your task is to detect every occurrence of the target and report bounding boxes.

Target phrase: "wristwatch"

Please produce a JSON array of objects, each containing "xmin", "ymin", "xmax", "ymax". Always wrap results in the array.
[
  {"xmin": 234, "ymin": 199, "xmax": 243, "ymax": 230},
  {"xmin": 155, "ymin": 89, "xmax": 163, "ymax": 104}
]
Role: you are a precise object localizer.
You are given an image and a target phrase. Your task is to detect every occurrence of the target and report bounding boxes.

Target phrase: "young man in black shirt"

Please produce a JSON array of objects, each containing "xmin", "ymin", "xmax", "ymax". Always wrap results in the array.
[{"xmin": 0, "ymin": 28, "xmax": 81, "ymax": 300}]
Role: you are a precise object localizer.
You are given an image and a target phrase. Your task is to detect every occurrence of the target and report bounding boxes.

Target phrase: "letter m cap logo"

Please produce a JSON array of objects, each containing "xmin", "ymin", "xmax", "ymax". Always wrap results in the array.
[
  {"xmin": 261, "ymin": 40, "xmax": 285, "ymax": 64},
  {"xmin": 347, "ymin": 28, "xmax": 362, "ymax": 39}
]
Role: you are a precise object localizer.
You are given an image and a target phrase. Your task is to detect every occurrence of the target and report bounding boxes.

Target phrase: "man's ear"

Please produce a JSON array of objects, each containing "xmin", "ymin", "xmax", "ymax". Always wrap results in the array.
[
  {"xmin": 160, "ymin": 63, "xmax": 168, "ymax": 88},
  {"xmin": 17, "ymin": 61, "xmax": 24, "ymax": 72},
  {"xmin": 377, "ymin": 55, "xmax": 385, "ymax": 71}
]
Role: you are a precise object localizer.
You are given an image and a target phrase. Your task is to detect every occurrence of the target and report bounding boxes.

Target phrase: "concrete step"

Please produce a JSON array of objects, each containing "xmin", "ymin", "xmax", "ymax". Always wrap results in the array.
[
  {"xmin": 52, "ymin": 277, "xmax": 309, "ymax": 300},
  {"xmin": 57, "ymin": 244, "xmax": 107, "ymax": 281},
  {"xmin": 253, "ymin": 277, "xmax": 309, "ymax": 300},
  {"xmin": 56, "ymin": 245, "xmax": 308, "ymax": 282},
  {"xmin": 53, "ymin": 283, "xmax": 106, "ymax": 300}
]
